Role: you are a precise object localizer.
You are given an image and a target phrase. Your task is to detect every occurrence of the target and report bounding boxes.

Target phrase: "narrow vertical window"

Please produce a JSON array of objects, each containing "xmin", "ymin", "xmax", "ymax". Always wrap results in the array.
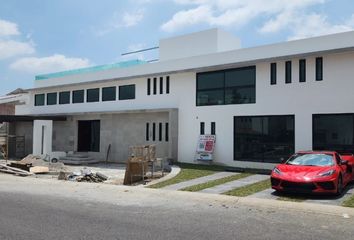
[
  {"xmin": 211, "ymin": 122, "xmax": 216, "ymax": 135},
  {"xmin": 316, "ymin": 57, "xmax": 323, "ymax": 81},
  {"xmin": 147, "ymin": 78, "xmax": 151, "ymax": 95},
  {"xmin": 146, "ymin": 123, "xmax": 149, "ymax": 141},
  {"xmin": 158, "ymin": 123, "xmax": 162, "ymax": 141},
  {"xmin": 299, "ymin": 59, "xmax": 306, "ymax": 82},
  {"xmin": 285, "ymin": 61, "xmax": 292, "ymax": 84},
  {"xmin": 153, "ymin": 78, "xmax": 157, "ymax": 95},
  {"xmin": 270, "ymin": 63, "xmax": 277, "ymax": 85},
  {"xmin": 159, "ymin": 77, "xmax": 163, "ymax": 94},
  {"xmin": 166, "ymin": 76, "xmax": 170, "ymax": 94},
  {"xmin": 165, "ymin": 123, "xmax": 169, "ymax": 142},
  {"xmin": 152, "ymin": 123, "xmax": 156, "ymax": 141},
  {"xmin": 200, "ymin": 122, "xmax": 205, "ymax": 135}
]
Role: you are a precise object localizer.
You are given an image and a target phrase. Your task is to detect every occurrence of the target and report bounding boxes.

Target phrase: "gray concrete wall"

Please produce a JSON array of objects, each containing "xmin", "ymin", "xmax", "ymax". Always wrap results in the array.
[{"xmin": 52, "ymin": 110, "xmax": 178, "ymax": 163}]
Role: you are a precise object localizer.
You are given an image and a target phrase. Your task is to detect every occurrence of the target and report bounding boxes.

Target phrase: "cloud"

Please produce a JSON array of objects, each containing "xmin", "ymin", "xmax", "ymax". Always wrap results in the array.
[
  {"xmin": 0, "ymin": 40, "xmax": 35, "ymax": 60},
  {"xmin": 0, "ymin": 19, "xmax": 20, "ymax": 36},
  {"xmin": 94, "ymin": 10, "xmax": 145, "ymax": 36},
  {"xmin": 10, "ymin": 54, "xmax": 91, "ymax": 74}
]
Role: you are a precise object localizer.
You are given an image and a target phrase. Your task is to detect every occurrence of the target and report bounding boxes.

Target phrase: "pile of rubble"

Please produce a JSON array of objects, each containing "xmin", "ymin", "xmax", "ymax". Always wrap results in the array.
[{"xmin": 58, "ymin": 168, "xmax": 108, "ymax": 183}]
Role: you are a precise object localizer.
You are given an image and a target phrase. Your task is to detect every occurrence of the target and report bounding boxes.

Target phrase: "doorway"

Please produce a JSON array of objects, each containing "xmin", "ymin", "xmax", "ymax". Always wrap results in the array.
[{"xmin": 77, "ymin": 120, "xmax": 100, "ymax": 152}]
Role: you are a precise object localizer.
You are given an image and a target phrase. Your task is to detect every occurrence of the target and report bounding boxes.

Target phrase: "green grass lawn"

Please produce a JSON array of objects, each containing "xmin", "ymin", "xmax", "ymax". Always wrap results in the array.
[
  {"xmin": 148, "ymin": 163, "xmax": 225, "ymax": 189},
  {"xmin": 223, "ymin": 179, "xmax": 271, "ymax": 197},
  {"xmin": 342, "ymin": 195, "xmax": 354, "ymax": 208},
  {"xmin": 181, "ymin": 173, "xmax": 252, "ymax": 192}
]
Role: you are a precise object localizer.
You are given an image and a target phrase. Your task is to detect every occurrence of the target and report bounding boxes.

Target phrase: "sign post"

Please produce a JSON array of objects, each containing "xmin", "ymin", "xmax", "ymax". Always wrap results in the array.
[{"xmin": 195, "ymin": 135, "xmax": 216, "ymax": 161}]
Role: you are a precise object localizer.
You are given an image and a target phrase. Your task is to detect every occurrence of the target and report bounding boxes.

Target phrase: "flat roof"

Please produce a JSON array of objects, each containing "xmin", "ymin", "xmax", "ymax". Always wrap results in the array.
[{"xmin": 0, "ymin": 115, "xmax": 67, "ymax": 122}]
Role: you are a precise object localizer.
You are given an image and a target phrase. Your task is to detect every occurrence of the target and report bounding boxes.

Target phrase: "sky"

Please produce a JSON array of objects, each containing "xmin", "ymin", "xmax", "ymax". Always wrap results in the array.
[{"xmin": 0, "ymin": 0, "xmax": 354, "ymax": 95}]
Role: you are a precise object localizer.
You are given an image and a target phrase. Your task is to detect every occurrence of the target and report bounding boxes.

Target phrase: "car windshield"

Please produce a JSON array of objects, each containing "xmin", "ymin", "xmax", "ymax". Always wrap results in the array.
[{"xmin": 286, "ymin": 153, "xmax": 334, "ymax": 167}]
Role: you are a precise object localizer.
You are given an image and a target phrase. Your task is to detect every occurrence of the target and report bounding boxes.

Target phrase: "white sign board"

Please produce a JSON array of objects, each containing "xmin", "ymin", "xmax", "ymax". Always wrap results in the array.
[{"xmin": 195, "ymin": 135, "xmax": 216, "ymax": 161}]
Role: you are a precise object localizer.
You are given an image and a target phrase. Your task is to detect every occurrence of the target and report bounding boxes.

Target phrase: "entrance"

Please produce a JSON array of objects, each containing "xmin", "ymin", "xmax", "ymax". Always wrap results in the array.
[{"xmin": 77, "ymin": 120, "xmax": 100, "ymax": 152}]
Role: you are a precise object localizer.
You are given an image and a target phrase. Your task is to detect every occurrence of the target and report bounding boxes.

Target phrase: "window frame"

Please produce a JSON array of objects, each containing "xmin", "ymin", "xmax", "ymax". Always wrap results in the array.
[
  {"xmin": 285, "ymin": 61, "xmax": 292, "ymax": 84},
  {"xmin": 72, "ymin": 90, "xmax": 84, "ymax": 104},
  {"xmin": 270, "ymin": 63, "xmax": 277, "ymax": 85},
  {"xmin": 315, "ymin": 57, "xmax": 323, "ymax": 81},
  {"xmin": 59, "ymin": 91, "xmax": 70, "ymax": 105},
  {"xmin": 299, "ymin": 59, "xmax": 306, "ymax": 82},
  {"xmin": 102, "ymin": 86, "xmax": 116, "ymax": 102},
  {"xmin": 34, "ymin": 94, "xmax": 45, "ymax": 106},
  {"xmin": 86, "ymin": 88, "xmax": 100, "ymax": 103},
  {"xmin": 46, "ymin": 92, "xmax": 57, "ymax": 105},
  {"xmin": 119, "ymin": 84, "xmax": 135, "ymax": 100}
]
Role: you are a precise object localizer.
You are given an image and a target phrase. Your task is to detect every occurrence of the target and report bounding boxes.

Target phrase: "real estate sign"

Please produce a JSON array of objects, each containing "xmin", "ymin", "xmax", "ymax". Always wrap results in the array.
[{"xmin": 195, "ymin": 135, "xmax": 216, "ymax": 161}]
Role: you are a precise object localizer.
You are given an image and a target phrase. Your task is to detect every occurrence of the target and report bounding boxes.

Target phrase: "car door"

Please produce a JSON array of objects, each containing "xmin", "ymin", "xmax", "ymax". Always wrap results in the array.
[{"xmin": 335, "ymin": 153, "xmax": 351, "ymax": 185}]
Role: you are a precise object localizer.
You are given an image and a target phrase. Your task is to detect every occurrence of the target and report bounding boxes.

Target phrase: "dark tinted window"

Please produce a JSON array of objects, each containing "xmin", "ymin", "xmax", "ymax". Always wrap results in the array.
[
  {"xmin": 87, "ymin": 88, "xmax": 99, "ymax": 102},
  {"xmin": 159, "ymin": 122, "xmax": 162, "ymax": 141},
  {"xmin": 165, "ymin": 123, "xmax": 169, "ymax": 141},
  {"xmin": 197, "ymin": 66, "xmax": 256, "ymax": 106},
  {"xmin": 166, "ymin": 76, "xmax": 170, "ymax": 94},
  {"xmin": 270, "ymin": 63, "xmax": 276, "ymax": 85},
  {"xmin": 153, "ymin": 78, "xmax": 157, "ymax": 95},
  {"xmin": 146, "ymin": 123, "xmax": 149, "ymax": 141},
  {"xmin": 234, "ymin": 115, "xmax": 295, "ymax": 163},
  {"xmin": 102, "ymin": 87, "xmax": 116, "ymax": 101},
  {"xmin": 47, "ymin": 92, "xmax": 57, "ymax": 105},
  {"xmin": 147, "ymin": 78, "xmax": 151, "ymax": 95},
  {"xmin": 313, "ymin": 114, "xmax": 354, "ymax": 153},
  {"xmin": 316, "ymin": 57, "xmax": 323, "ymax": 81},
  {"xmin": 299, "ymin": 59, "xmax": 306, "ymax": 82},
  {"xmin": 285, "ymin": 61, "xmax": 292, "ymax": 84},
  {"xmin": 152, "ymin": 123, "xmax": 156, "ymax": 141},
  {"xmin": 200, "ymin": 122, "xmax": 205, "ymax": 135},
  {"xmin": 119, "ymin": 85, "xmax": 135, "ymax": 100},
  {"xmin": 59, "ymin": 91, "xmax": 70, "ymax": 104},
  {"xmin": 34, "ymin": 94, "xmax": 45, "ymax": 106},
  {"xmin": 211, "ymin": 122, "xmax": 216, "ymax": 135},
  {"xmin": 72, "ymin": 90, "xmax": 84, "ymax": 103},
  {"xmin": 160, "ymin": 77, "xmax": 163, "ymax": 94}
]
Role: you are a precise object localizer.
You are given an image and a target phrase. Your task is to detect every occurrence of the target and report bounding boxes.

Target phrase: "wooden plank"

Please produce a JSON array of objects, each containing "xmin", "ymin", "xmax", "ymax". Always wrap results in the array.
[{"xmin": 29, "ymin": 166, "xmax": 49, "ymax": 174}]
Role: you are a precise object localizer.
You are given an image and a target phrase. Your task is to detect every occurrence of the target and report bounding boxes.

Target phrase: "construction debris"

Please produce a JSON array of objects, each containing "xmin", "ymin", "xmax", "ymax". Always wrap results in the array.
[
  {"xmin": 29, "ymin": 166, "xmax": 49, "ymax": 174},
  {"xmin": 58, "ymin": 168, "xmax": 108, "ymax": 183},
  {"xmin": 0, "ymin": 163, "xmax": 33, "ymax": 176}
]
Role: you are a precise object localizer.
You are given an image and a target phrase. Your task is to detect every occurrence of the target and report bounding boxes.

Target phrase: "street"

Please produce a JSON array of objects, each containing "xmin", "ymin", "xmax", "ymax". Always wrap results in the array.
[{"xmin": 0, "ymin": 174, "xmax": 353, "ymax": 240}]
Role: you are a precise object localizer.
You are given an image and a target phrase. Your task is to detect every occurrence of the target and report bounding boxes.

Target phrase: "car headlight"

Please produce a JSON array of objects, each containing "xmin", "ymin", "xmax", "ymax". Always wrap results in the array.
[
  {"xmin": 318, "ymin": 169, "xmax": 335, "ymax": 177},
  {"xmin": 273, "ymin": 167, "xmax": 282, "ymax": 175}
]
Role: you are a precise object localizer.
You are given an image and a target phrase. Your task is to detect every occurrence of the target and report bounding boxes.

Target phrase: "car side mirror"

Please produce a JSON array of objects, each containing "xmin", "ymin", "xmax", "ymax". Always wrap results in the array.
[{"xmin": 340, "ymin": 160, "xmax": 348, "ymax": 165}]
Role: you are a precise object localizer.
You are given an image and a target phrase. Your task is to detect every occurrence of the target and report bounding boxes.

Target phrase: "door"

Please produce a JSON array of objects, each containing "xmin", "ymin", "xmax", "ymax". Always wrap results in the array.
[{"xmin": 77, "ymin": 120, "xmax": 100, "ymax": 152}]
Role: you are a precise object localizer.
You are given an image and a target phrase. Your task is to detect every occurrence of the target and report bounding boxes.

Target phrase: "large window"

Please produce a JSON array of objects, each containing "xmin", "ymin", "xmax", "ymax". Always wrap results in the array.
[
  {"xmin": 47, "ymin": 92, "xmax": 57, "ymax": 105},
  {"xmin": 34, "ymin": 94, "xmax": 45, "ymax": 106},
  {"xmin": 313, "ymin": 114, "xmax": 354, "ymax": 153},
  {"xmin": 59, "ymin": 91, "xmax": 70, "ymax": 104},
  {"xmin": 72, "ymin": 90, "xmax": 84, "ymax": 103},
  {"xmin": 102, "ymin": 87, "xmax": 116, "ymax": 101},
  {"xmin": 197, "ymin": 66, "xmax": 256, "ymax": 106},
  {"xmin": 234, "ymin": 115, "xmax": 295, "ymax": 163},
  {"xmin": 119, "ymin": 85, "xmax": 135, "ymax": 100},
  {"xmin": 87, "ymin": 88, "xmax": 99, "ymax": 102}
]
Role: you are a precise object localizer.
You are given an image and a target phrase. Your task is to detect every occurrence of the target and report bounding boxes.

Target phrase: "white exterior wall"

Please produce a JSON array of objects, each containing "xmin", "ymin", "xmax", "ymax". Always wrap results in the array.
[{"xmin": 15, "ymin": 50, "xmax": 354, "ymax": 169}]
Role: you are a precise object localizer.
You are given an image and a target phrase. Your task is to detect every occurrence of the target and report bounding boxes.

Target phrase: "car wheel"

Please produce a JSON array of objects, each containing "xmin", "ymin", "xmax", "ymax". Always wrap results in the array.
[{"xmin": 336, "ymin": 176, "xmax": 343, "ymax": 196}]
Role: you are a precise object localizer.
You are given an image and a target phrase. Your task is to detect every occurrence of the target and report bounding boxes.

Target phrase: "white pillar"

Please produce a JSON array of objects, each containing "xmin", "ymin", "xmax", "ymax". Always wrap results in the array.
[{"xmin": 33, "ymin": 120, "xmax": 53, "ymax": 156}]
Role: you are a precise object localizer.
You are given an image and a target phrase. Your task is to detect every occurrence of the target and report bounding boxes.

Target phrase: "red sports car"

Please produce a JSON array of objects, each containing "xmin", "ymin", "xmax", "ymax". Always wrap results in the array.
[{"xmin": 271, "ymin": 151, "xmax": 354, "ymax": 195}]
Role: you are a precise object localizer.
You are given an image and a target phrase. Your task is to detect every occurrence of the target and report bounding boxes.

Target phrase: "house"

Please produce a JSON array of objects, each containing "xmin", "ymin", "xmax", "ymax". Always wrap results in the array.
[{"xmin": 3, "ymin": 28, "xmax": 354, "ymax": 169}]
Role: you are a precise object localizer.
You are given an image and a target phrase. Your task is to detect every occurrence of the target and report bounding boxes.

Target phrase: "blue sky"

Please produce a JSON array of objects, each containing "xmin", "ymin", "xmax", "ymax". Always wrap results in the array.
[{"xmin": 0, "ymin": 0, "xmax": 354, "ymax": 95}]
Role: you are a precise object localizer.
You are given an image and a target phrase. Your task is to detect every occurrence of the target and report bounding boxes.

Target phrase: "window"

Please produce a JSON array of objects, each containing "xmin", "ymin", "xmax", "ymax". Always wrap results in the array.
[
  {"xmin": 87, "ymin": 88, "xmax": 99, "ymax": 102},
  {"xmin": 270, "ymin": 63, "xmax": 277, "ymax": 85},
  {"xmin": 47, "ymin": 92, "xmax": 57, "ymax": 105},
  {"xmin": 102, "ymin": 87, "xmax": 116, "ymax": 101},
  {"xmin": 234, "ymin": 115, "xmax": 295, "ymax": 163},
  {"xmin": 285, "ymin": 61, "xmax": 292, "ymax": 84},
  {"xmin": 299, "ymin": 59, "xmax": 306, "ymax": 82},
  {"xmin": 197, "ymin": 66, "xmax": 256, "ymax": 106},
  {"xmin": 211, "ymin": 122, "xmax": 216, "ymax": 135},
  {"xmin": 316, "ymin": 57, "xmax": 323, "ymax": 81},
  {"xmin": 147, "ymin": 78, "xmax": 151, "ymax": 95},
  {"xmin": 59, "ymin": 91, "xmax": 70, "ymax": 104},
  {"xmin": 165, "ymin": 123, "xmax": 169, "ymax": 141},
  {"xmin": 160, "ymin": 77, "xmax": 163, "ymax": 94},
  {"xmin": 159, "ymin": 123, "xmax": 162, "ymax": 141},
  {"xmin": 152, "ymin": 123, "xmax": 156, "ymax": 141},
  {"xmin": 119, "ymin": 85, "xmax": 135, "ymax": 100},
  {"xmin": 146, "ymin": 123, "xmax": 149, "ymax": 141},
  {"xmin": 153, "ymin": 78, "xmax": 157, "ymax": 95},
  {"xmin": 200, "ymin": 122, "xmax": 205, "ymax": 135},
  {"xmin": 313, "ymin": 114, "xmax": 354, "ymax": 153},
  {"xmin": 34, "ymin": 94, "xmax": 45, "ymax": 106},
  {"xmin": 166, "ymin": 76, "xmax": 170, "ymax": 94},
  {"xmin": 72, "ymin": 90, "xmax": 84, "ymax": 103}
]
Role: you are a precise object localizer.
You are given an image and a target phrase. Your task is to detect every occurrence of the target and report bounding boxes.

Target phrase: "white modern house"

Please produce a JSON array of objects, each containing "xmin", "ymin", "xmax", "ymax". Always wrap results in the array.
[{"xmin": 3, "ymin": 28, "xmax": 354, "ymax": 169}]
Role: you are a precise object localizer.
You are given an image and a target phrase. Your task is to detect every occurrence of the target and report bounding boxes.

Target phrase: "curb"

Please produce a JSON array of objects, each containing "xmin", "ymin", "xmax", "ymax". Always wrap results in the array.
[{"xmin": 143, "ymin": 165, "xmax": 181, "ymax": 187}]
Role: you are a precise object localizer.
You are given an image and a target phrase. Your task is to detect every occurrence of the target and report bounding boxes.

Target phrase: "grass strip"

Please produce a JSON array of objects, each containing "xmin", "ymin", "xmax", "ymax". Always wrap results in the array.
[
  {"xmin": 223, "ymin": 178, "xmax": 271, "ymax": 197},
  {"xmin": 148, "ymin": 163, "xmax": 224, "ymax": 189},
  {"xmin": 342, "ymin": 195, "xmax": 354, "ymax": 208},
  {"xmin": 181, "ymin": 173, "xmax": 252, "ymax": 192}
]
